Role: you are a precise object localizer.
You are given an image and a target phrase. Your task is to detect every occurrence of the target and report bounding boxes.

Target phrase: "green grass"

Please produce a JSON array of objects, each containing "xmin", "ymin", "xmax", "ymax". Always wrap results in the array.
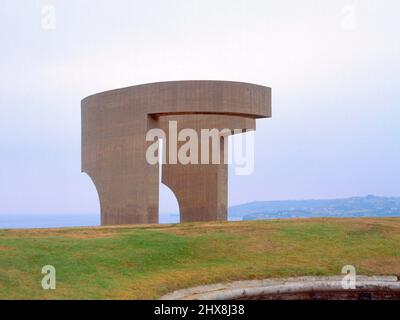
[{"xmin": 0, "ymin": 218, "xmax": 399, "ymax": 299}]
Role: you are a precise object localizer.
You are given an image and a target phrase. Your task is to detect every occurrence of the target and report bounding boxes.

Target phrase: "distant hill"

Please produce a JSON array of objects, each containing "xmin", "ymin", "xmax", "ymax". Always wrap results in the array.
[{"xmin": 228, "ymin": 195, "xmax": 400, "ymax": 220}]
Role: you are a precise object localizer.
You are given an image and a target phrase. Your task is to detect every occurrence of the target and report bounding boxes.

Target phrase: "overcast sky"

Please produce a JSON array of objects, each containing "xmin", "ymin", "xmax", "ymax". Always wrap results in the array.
[{"xmin": 1, "ymin": 0, "xmax": 399, "ymax": 215}]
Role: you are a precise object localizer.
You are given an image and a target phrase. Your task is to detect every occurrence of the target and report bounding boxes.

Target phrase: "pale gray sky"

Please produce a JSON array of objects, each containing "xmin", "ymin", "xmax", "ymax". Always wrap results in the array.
[{"xmin": 1, "ymin": 0, "xmax": 399, "ymax": 215}]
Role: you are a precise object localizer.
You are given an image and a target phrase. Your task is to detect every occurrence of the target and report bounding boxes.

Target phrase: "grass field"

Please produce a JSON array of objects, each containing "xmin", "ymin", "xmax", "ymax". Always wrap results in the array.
[{"xmin": 0, "ymin": 218, "xmax": 399, "ymax": 299}]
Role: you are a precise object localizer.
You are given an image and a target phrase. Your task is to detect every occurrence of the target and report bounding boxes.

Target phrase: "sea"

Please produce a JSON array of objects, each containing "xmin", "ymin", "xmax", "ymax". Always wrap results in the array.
[{"xmin": 0, "ymin": 213, "xmax": 183, "ymax": 229}]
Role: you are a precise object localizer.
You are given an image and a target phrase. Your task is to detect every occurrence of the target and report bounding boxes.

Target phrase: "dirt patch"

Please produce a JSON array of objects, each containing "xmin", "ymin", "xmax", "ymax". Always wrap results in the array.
[
  {"xmin": 361, "ymin": 257, "xmax": 400, "ymax": 276},
  {"xmin": 0, "ymin": 227, "xmax": 123, "ymax": 239},
  {"xmin": 166, "ymin": 221, "xmax": 281, "ymax": 237},
  {"xmin": 60, "ymin": 232, "xmax": 116, "ymax": 239}
]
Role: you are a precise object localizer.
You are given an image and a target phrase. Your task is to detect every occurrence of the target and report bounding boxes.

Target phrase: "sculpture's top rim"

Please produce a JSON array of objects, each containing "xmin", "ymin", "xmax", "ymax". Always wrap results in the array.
[
  {"xmin": 82, "ymin": 80, "xmax": 271, "ymax": 119},
  {"xmin": 82, "ymin": 80, "xmax": 271, "ymax": 102}
]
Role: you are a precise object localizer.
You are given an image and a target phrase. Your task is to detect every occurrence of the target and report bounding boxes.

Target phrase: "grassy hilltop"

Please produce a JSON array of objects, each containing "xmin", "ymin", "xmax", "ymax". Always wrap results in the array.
[{"xmin": 1, "ymin": 218, "xmax": 400, "ymax": 299}]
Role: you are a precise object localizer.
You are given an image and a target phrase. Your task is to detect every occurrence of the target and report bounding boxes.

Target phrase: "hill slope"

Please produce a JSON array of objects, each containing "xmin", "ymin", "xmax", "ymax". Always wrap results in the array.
[
  {"xmin": 1, "ymin": 218, "xmax": 400, "ymax": 299},
  {"xmin": 229, "ymin": 195, "xmax": 400, "ymax": 220}
]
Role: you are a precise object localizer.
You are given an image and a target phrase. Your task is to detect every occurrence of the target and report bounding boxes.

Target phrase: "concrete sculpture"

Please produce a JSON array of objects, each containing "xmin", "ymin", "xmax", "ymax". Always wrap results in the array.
[{"xmin": 82, "ymin": 81, "xmax": 271, "ymax": 225}]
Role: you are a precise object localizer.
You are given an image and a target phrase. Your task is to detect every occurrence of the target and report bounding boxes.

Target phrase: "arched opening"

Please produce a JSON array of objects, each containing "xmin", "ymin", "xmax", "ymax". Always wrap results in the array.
[
  {"xmin": 227, "ymin": 130, "xmax": 256, "ymax": 221},
  {"xmin": 77, "ymin": 173, "xmax": 101, "ymax": 226},
  {"xmin": 158, "ymin": 138, "xmax": 180, "ymax": 223},
  {"xmin": 159, "ymin": 183, "xmax": 180, "ymax": 223}
]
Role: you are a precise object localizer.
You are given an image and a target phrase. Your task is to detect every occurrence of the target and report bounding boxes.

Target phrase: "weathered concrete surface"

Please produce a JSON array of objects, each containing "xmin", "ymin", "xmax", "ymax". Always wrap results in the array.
[
  {"xmin": 82, "ymin": 81, "xmax": 271, "ymax": 225},
  {"xmin": 159, "ymin": 276, "xmax": 400, "ymax": 300}
]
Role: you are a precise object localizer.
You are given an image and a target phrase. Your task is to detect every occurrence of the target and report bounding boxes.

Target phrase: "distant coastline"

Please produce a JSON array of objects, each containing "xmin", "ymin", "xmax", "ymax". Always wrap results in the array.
[
  {"xmin": 1, "ymin": 195, "xmax": 399, "ymax": 229},
  {"xmin": 229, "ymin": 195, "xmax": 400, "ymax": 220}
]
